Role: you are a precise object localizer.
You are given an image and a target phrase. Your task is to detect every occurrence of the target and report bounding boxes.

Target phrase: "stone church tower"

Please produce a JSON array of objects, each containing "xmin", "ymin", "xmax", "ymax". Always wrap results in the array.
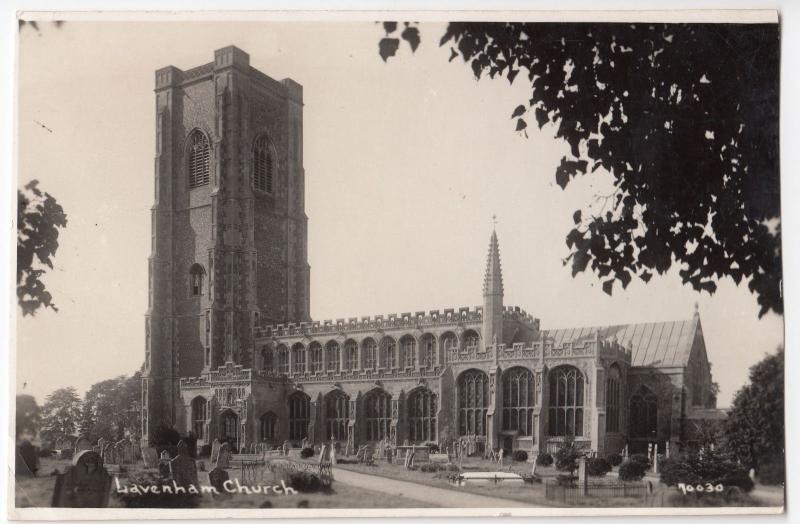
[{"xmin": 142, "ymin": 46, "xmax": 310, "ymax": 443}]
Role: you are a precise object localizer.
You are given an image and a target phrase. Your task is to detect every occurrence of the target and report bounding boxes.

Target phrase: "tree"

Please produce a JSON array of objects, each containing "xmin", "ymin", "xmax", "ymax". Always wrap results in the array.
[
  {"xmin": 724, "ymin": 347, "xmax": 784, "ymax": 470},
  {"xmin": 378, "ymin": 22, "xmax": 781, "ymax": 317},
  {"xmin": 39, "ymin": 387, "xmax": 81, "ymax": 445},
  {"xmin": 15, "ymin": 394, "xmax": 41, "ymax": 439},
  {"xmin": 17, "ymin": 180, "xmax": 68, "ymax": 316},
  {"xmin": 80, "ymin": 371, "xmax": 142, "ymax": 442}
]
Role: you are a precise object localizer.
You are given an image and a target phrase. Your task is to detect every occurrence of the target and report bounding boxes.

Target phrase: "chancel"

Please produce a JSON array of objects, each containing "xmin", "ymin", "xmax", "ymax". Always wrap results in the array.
[{"xmin": 142, "ymin": 46, "xmax": 724, "ymax": 459}]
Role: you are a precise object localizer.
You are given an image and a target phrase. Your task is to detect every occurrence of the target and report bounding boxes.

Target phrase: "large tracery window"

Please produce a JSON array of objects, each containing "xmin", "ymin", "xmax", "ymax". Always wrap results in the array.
[
  {"xmin": 630, "ymin": 386, "xmax": 658, "ymax": 438},
  {"xmin": 381, "ymin": 338, "xmax": 397, "ymax": 369},
  {"xmin": 364, "ymin": 389, "xmax": 392, "ymax": 441},
  {"xmin": 309, "ymin": 342, "xmax": 322, "ymax": 373},
  {"xmin": 191, "ymin": 396, "xmax": 208, "ymax": 440},
  {"xmin": 548, "ymin": 366, "xmax": 585, "ymax": 437},
  {"xmin": 401, "ymin": 336, "xmax": 416, "ymax": 368},
  {"xmin": 277, "ymin": 345, "xmax": 289, "ymax": 375},
  {"xmin": 253, "ymin": 134, "xmax": 275, "ymax": 193},
  {"xmin": 408, "ymin": 388, "xmax": 437, "ymax": 443},
  {"xmin": 421, "ymin": 335, "xmax": 436, "ymax": 368},
  {"xmin": 292, "ymin": 344, "xmax": 306, "ymax": 374},
  {"xmin": 288, "ymin": 392, "xmax": 310, "ymax": 441},
  {"xmin": 344, "ymin": 341, "xmax": 358, "ymax": 371},
  {"xmin": 502, "ymin": 367, "xmax": 534, "ymax": 436},
  {"xmin": 458, "ymin": 369, "xmax": 489, "ymax": 436},
  {"xmin": 187, "ymin": 130, "xmax": 210, "ymax": 188},
  {"xmin": 606, "ymin": 366, "xmax": 621, "ymax": 433},
  {"xmin": 260, "ymin": 411, "xmax": 277, "ymax": 442},
  {"xmin": 326, "ymin": 342, "xmax": 340, "ymax": 372},
  {"xmin": 362, "ymin": 339, "xmax": 377, "ymax": 370},
  {"xmin": 325, "ymin": 391, "xmax": 350, "ymax": 441}
]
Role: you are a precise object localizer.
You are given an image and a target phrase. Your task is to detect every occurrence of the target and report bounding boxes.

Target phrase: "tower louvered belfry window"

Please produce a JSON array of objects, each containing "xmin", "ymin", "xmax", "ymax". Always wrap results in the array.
[
  {"xmin": 188, "ymin": 130, "xmax": 210, "ymax": 188},
  {"xmin": 253, "ymin": 134, "xmax": 274, "ymax": 193}
]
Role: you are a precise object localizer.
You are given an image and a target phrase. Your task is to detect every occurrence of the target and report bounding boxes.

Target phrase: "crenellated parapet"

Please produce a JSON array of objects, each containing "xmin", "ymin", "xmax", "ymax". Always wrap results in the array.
[
  {"xmin": 501, "ymin": 305, "xmax": 539, "ymax": 330},
  {"xmin": 254, "ymin": 306, "xmax": 486, "ymax": 339}
]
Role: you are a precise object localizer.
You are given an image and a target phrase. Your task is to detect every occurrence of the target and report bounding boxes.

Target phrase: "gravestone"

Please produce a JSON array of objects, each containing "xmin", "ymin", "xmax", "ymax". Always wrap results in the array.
[
  {"xmin": 208, "ymin": 467, "xmax": 230, "ymax": 495},
  {"xmin": 97, "ymin": 438, "xmax": 107, "ymax": 458},
  {"xmin": 141, "ymin": 446, "xmax": 158, "ymax": 468},
  {"xmin": 497, "ymin": 449, "xmax": 504, "ymax": 469},
  {"xmin": 318, "ymin": 444, "xmax": 331, "ymax": 465},
  {"xmin": 103, "ymin": 443, "xmax": 116, "ymax": 465},
  {"xmin": 216, "ymin": 444, "xmax": 231, "ymax": 469},
  {"xmin": 301, "ymin": 438, "xmax": 309, "ymax": 449},
  {"xmin": 74, "ymin": 437, "xmax": 91, "ymax": 455},
  {"xmin": 210, "ymin": 439, "xmax": 222, "ymax": 464},
  {"xmin": 330, "ymin": 444, "xmax": 337, "ymax": 465},
  {"xmin": 282, "ymin": 440, "xmax": 290, "ymax": 456},
  {"xmin": 160, "ymin": 450, "xmax": 171, "ymax": 461},
  {"xmin": 177, "ymin": 440, "xmax": 189, "ymax": 457},
  {"xmin": 51, "ymin": 451, "xmax": 112, "ymax": 508},
  {"xmin": 414, "ymin": 448, "xmax": 430, "ymax": 464},
  {"xmin": 117, "ymin": 439, "xmax": 134, "ymax": 464},
  {"xmin": 16, "ymin": 440, "xmax": 39, "ymax": 476},
  {"xmin": 430, "ymin": 453, "xmax": 449, "ymax": 464},
  {"xmin": 386, "ymin": 447, "xmax": 394, "ymax": 464},
  {"xmin": 404, "ymin": 449, "xmax": 414, "ymax": 469},
  {"xmin": 169, "ymin": 455, "xmax": 199, "ymax": 488}
]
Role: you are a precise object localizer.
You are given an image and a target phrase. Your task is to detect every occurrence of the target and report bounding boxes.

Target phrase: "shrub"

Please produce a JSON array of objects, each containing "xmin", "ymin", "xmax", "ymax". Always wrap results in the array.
[
  {"xmin": 288, "ymin": 471, "xmax": 323, "ymax": 493},
  {"xmin": 198, "ymin": 444, "xmax": 212, "ymax": 458},
  {"xmin": 607, "ymin": 453, "xmax": 623, "ymax": 466},
  {"xmin": 619, "ymin": 460, "xmax": 647, "ymax": 481},
  {"xmin": 556, "ymin": 474, "xmax": 577, "ymax": 487},
  {"xmin": 554, "ymin": 440, "xmax": 583, "ymax": 472},
  {"xmin": 758, "ymin": 457, "xmax": 785, "ymax": 485},
  {"xmin": 446, "ymin": 463, "xmax": 460, "ymax": 472},
  {"xmin": 659, "ymin": 450, "xmax": 754, "ymax": 493},
  {"xmin": 586, "ymin": 457, "xmax": 611, "ymax": 477},
  {"xmin": 424, "ymin": 442, "xmax": 440, "ymax": 453},
  {"xmin": 513, "ymin": 450, "xmax": 528, "ymax": 462},
  {"xmin": 629, "ymin": 453, "xmax": 651, "ymax": 467},
  {"xmin": 300, "ymin": 447, "xmax": 314, "ymax": 459},
  {"xmin": 419, "ymin": 463, "xmax": 441, "ymax": 473},
  {"xmin": 536, "ymin": 452, "xmax": 554, "ymax": 466}
]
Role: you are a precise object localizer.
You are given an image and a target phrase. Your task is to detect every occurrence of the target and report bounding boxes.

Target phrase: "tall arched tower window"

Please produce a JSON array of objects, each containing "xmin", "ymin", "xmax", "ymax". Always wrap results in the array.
[
  {"xmin": 606, "ymin": 365, "xmax": 622, "ymax": 433},
  {"xmin": 187, "ymin": 130, "xmax": 210, "ymax": 188},
  {"xmin": 191, "ymin": 396, "xmax": 208, "ymax": 440},
  {"xmin": 502, "ymin": 367, "xmax": 534, "ymax": 436},
  {"xmin": 253, "ymin": 134, "xmax": 275, "ymax": 193},
  {"xmin": 547, "ymin": 366, "xmax": 585, "ymax": 437},
  {"xmin": 189, "ymin": 263, "xmax": 205, "ymax": 296}
]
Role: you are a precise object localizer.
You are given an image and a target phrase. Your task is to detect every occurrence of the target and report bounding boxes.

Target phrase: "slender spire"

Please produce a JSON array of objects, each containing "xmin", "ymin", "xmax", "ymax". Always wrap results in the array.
[{"xmin": 483, "ymin": 229, "xmax": 504, "ymax": 296}]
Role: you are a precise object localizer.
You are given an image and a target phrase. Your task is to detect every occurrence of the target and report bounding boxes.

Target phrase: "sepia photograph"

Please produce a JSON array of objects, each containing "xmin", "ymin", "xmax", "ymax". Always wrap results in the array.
[{"xmin": 9, "ymin": 8, "xmax": 787, "ymax": 518}]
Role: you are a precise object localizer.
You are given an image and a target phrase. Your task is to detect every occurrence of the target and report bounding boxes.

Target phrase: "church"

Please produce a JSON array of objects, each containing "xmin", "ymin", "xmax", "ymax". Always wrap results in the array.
[{"xmin": 142, "ymin": 46, "xmax": 721, "ymax": 458}]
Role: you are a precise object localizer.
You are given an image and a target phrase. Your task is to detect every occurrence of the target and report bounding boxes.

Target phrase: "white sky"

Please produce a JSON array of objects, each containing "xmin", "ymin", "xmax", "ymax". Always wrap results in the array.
[{"xmin": 15, "ymin": 20, "xmax": 784, "ymax": 408}]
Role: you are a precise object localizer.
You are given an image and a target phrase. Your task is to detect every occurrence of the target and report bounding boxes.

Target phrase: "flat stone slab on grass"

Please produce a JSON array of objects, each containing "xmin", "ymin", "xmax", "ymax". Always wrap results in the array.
[{"xmin": 458, "ymin": 471, "xmax": 524, "ymax": 486}]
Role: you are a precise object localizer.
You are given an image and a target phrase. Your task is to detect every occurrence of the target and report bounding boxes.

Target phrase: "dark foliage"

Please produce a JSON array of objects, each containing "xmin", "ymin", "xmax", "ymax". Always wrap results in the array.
[
  {"xmin": 556, "ymin": 474, "xmax": 578, "ymax": 487},
  {"xmin": 554, "ymin": 439, "xmax": 583, "ymax": 472},
  {"xmin": 151, "ymin": 425, "xmax": 181, "ymax": 447},
  {"xmin": 659, "ymin": 449, "xmax": 754, "ymax": 493},
  {"xmin": 79, "ymin": 372, "xmax": 142, "ymax": 443},
  {"xmin": 757, "ymin": 457, "xmax": 785, "ymax": 486},
  {"xmin": 38, "ymin": 447, "xmax": 54, "ymax": 458},
  {"xmin": 288, "ymin": 471, "xmax": 323, "ymax": 493},
  {"xmin": 618, "ymin": 459, "xmax": 647, "ymax": 481},
  {"xmin": 16, "ymin": 394, "xmax": 41, "ymax": 439},
  {"xmin": 667, "ymin": 490, "xmax": 766, "ymax": 508},
  {"xmin": 513, "ymin": 449, "xmax": 528, "ymax": 462},
  {"xmin": 425, "ymin": 442, "xmax": 440, "ymax": 453},
  {"xmin": 724, "ymin": 348, "xmax": 784, "ymax": 469},
  {"xmin": 300, "ymin": 447, "xmax": 314, "ymax": 459},
  {"xmin": 419, "ymin": 463, "xmax": 442, "ymax": 473},
  {"xmin": 17, "ymin": 180, "xmax": 68, "ymax": 316},
  {"xmin": 586, "ymin": 457, "xmax": 611, "ymax": 477},
  {"xmin": 536, "ymin": 452, "xmax": 554, "ymax": 466},
  {"xmin": 378, "ymin": 22, "xmax": 781, "ymax": 317},
  {"xmin": 39, "ymin": 387, "xmax": 81, "ymax": 445},
  {"xmin": 630, "ymin": 453, "xmax": 651, "ymax": 467},
  {"xmin": 607, "ymin": 453, "xmax": 623, "ymax": 466}
]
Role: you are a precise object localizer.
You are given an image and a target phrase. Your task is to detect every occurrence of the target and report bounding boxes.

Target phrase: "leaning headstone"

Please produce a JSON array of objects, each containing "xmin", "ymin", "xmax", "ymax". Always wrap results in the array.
[
  {"xmin": 208, "ymin": 466, "xmax": 230, "ymax": 496},
  {"xmin": 210, "ymin": 439, "xmax": 222, "ymax": 464},
  {"xmin": 103, "ymin": 443, "xmax": 116, "ymax": 465},
  {"xmin": 141, "ymin": 446, "xmax": 158, "ymax": 469},
  {"xmin": 282, "ymin": 440, "xmax": 290, "ymax": 456},
  {"xmin": 160, "ymin": 450, "xmax": 171, "ymax": 461},
  {"xmin": 51, "ymin": 451, "xmax": 112, "ymax": 508},
  {"xmin": 216, "ymin": 445, "xmax": 231, "ymax": 469},
  {"xmin": 169, "ymin": 454, "xmax": 199, "ymax": 488},
  {"xmin": 16, "ymin": 441, "xmax": 39, "ymax": 476},
  {"xmin": 330, "ymin": 444, "xmax": 337, "ymax": 465},
  {"xmin": 74, "ymin": 437, "xmax": 91, "ymax": 455},
  {"xmin": 318, "ymin": 444, "xmax": 331, "ymax": 465},
  {"xmin": 176, "ymin": 440, "xmax": 189, "ymax": 457},
  {"xmin": 97, "ymin": 438, "xmax": 107, "ymax": 458}
]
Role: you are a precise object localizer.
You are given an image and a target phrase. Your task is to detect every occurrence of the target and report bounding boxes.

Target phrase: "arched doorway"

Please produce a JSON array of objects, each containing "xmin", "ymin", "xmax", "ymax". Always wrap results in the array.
[{"xmin": 220, "ymin": 410, "xmax": 239, "ymax": 446}]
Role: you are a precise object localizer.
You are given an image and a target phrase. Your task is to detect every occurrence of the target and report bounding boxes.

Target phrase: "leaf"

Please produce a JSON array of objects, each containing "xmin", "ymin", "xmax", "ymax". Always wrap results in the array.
[
  {"xmin": 378, "ymin": 38, "xmax": 400, "ymax": 62},
  {"xmin": 401, "ymin": 26, "xmax": 420, "ymax": 52},
  {"xmin": 534, "ymin": 106, "xmax": 549, "ymax": 128},
  {"xmin": 602, "ymin": 279, "xmax": 615, "ymax": 296},
  {"xmin": 515, "ymin": 118, "xmax": 527, "ymax": 132},
  {"xmin": 383, "ymin": 21, "xmax": 398, "ymax": 34},
  {"xmin": 448, "ymin": 48, "xmax": 458, "ymax": 62},
  {"xmin": 573, "ymin": 209, "xmax": 582, "ymax": 224},
  {"xmin": 511, "ymin": 104, "xmax": 526, "ymax": 119},
  {"xmin": 571, "ymin": 249, "xmax": 590, "ymax": 276}
]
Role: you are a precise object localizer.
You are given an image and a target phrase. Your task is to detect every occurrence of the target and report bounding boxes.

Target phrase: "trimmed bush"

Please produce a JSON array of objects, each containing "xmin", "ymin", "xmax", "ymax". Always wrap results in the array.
[
  {"xmin": 556, "ymin": 474, "xmax": 578, "ymax": 487},
  {"xmin": 424, "ymin": 442, "xmax": 440, "ymax": 453},
  {"xmin": 300, "ymin": 447, "xmax": 314, "ymax": 459},
  {"xmin": 419, "ymin": 463, "xmax": 441, "ymax": 473},
  {"xmin": 629, "ymin": 453, "xmax": 650, "ymax": 467},
  {"xmin": 619, "ymin": 460, "xmax": 647, "ymax": 481},
  {"xmin": 607, "ymin": 453, "xmax": 623, "ymax": 466},
  {"xmin": 554, "ymin": 441, "xmax": 583, "ymax": 472},
  {"xmin": 536, "ymin": 452, "xmax": 554, "ymax": 466},
  {"xmin": 758, "ymin": 457, "xmax": 785, "ymax": 486},
  {"xmin": 513, "ymin": 450, "xmax": 528, "ymax": 462},
  {"xmin": 586, "ymin": 457, "xmax": 611, "ymax": 477},
  {"xmin": 288, "ymin": 471, "xmax": 323, "ymax": 493}
]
